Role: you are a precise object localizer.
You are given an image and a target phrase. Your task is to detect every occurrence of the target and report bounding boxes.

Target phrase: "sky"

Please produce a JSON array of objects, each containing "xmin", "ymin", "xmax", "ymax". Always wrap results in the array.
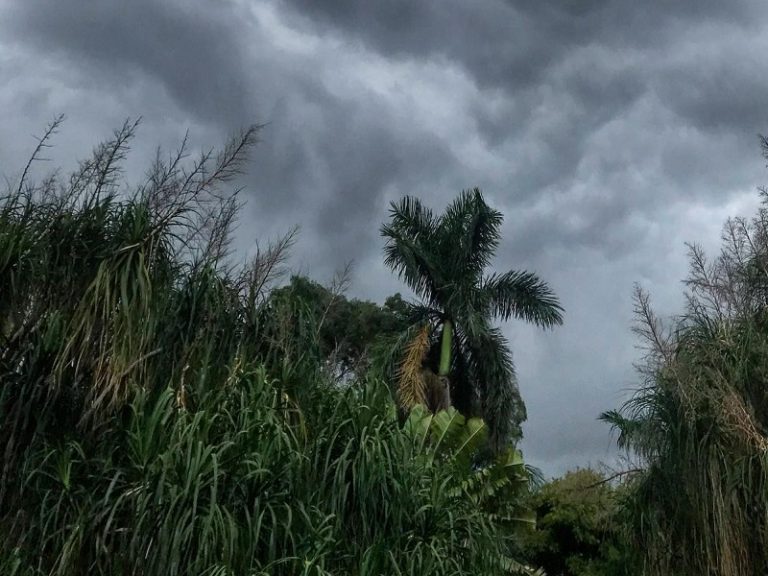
[{"xmin": 2, "ymin": 0, "xmax": 768, "ymax": 476}]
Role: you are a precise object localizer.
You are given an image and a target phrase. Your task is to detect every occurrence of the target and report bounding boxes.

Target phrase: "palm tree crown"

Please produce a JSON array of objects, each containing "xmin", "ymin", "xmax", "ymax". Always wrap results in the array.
[{"xmin": 381, "ymin": 188, "xmax": 563, "ymax": 447}]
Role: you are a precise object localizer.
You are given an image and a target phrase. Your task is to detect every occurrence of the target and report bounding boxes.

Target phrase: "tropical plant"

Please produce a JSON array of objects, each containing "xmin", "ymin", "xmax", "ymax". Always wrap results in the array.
[
  {"xmin": 381, "ymin": 190, "xmax": 563, "ymax": 447},
  {"xmin": 404, "ymin": 405, "xmax": 542, "ymax": 575},
  {"xmin": 603, "ymin": 160, "xmax": 768, "ymax": 576},
  {"xmin": 0, "ymin": 119, "xmax": 540, "ymax": 575}
]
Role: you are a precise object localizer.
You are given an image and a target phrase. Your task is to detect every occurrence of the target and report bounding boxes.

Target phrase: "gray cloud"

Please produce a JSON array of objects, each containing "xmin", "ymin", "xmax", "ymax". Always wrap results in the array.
[
  {"xmin": 279, "ymin": 0, "xmax": 763, "ymax": 91},
  {"xmin": 2, "ymin": 0, "xmax": 768, "ymax": 475},
  {"xmin": 4, "ymin": 0, "xmax": 253, "ymax": 127}
]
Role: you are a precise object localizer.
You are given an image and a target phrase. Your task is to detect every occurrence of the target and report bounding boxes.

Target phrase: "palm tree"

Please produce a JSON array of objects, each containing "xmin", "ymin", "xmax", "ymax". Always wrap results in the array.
[{"xmin": 381, "ymin": 188, "xmax": 563, "ymax": 447}]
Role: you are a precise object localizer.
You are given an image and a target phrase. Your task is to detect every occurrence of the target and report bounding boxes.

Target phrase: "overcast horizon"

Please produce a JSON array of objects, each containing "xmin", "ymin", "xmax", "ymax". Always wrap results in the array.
[{"xmin": 3, "ymin": 0, "xmax": 768, "ymax": 476}]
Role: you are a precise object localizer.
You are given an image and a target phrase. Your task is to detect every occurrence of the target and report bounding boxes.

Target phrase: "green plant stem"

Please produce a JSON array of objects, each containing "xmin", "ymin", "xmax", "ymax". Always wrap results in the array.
[{"xmin": 438, "ymin": 320, "xmax": 453, "ymax": 377}]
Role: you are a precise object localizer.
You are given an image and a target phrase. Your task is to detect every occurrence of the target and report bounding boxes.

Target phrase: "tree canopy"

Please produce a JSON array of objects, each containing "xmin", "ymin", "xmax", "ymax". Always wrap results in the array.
[
  {"xmin": 519, "ymin": 469, "xmax": 637, "ymax": 576},
  {"xmin": 263, "ymin": 275, "xmax": 410, "ymax": 378}
]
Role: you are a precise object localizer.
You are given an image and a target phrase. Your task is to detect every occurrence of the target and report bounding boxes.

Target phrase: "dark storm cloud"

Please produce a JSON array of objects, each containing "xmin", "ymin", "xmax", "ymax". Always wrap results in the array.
[
  {"xmin": 3, "ymin": 0, "xmax": 252, "ymax": 127},
  {"xmin": 3, "ymin": 0, "xmax": 768, "ymax": 474},
  {"xmin": 249, "ymin": 102, "xmax": 457, "ymax": 267},
  {"xmin": 280, "ymin": 0, "xmax": 762, "ymax": 90},
  {"xmin": 655, "ymin": 45, "xmax": 768, "ymax": 135},
  {"xmin": 2, "ymin": 0, "xmax": 458, "ymax": 267},
  {"xmin": 279, "ymin": 0, "xmax": 768, "ymax": 232}
]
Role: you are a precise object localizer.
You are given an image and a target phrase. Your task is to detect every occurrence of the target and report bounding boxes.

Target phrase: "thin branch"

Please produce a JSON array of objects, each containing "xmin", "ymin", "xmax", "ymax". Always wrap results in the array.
[
  {"xmin": 561, "ymin": 468, "xmax": 645, "ymax": 493},
  {"xmin": 17, "ymin": 114, "xmax": 65, "ymax": 195}
]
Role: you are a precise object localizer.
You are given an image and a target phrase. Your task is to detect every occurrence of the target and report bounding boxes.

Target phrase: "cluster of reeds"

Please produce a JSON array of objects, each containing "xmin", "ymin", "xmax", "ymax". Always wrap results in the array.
[{"xmin": 604, "ymin": 182, "xmax": 768, "ymax": 576}]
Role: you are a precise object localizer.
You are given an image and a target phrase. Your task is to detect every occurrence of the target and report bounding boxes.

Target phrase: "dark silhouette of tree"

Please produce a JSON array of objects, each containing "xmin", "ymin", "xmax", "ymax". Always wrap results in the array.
[{"xmin": 382, "ymin": 188, "xmax": 563, "ymax": 446}]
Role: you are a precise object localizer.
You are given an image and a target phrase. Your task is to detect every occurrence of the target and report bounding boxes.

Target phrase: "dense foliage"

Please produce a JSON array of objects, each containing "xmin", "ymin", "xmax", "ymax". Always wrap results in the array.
[
  {"xmin": 604, "ymin": 146, "xmax": 768, "ymax": 575},
  {"xmin": 16, "ymin": 115, "xmax": 768, "ymax": 576},
  {"xmin": 519, "ymin": 469, "xmax": 637, "ymax": 576},
  {"xmin": 264, "ymin": 275, "xmax": 410, "ymax": 378},
  {"xmin": 0, "ymin": 120, "xmax": 538, "ymax": 575}
]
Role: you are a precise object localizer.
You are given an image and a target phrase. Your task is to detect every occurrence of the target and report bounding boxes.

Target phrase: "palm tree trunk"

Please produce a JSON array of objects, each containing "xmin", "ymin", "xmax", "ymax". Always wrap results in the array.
[{"xmin": 438, "ymin": 320, "xmax": 453, "ymax": 377}]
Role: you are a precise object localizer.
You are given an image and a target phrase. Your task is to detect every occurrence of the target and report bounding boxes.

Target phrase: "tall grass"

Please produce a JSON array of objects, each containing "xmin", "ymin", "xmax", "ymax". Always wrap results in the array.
[
  {"xmin": 1, "ymin": 119, "xmax": 535, "ymax": 575},
  {"xmin": 604, "ymin": 186, "xmax": 768, "ymax": 576}
]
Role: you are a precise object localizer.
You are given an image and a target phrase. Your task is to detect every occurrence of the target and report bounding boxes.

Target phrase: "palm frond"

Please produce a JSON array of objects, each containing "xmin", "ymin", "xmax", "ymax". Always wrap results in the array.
[
  {"xmin": 382, "ymin": 190, "xmax": 562, "ymax": 451},
  {"xmin": 461, "ymin": 315, "xmax": 526, "ymax": 447},
  {"xmin": 481, "ymin": 270, "xmax": 563, "ymax": 328},
  {"xmin": 381, "ymin": 196, "xmax": 449, "ymax": 305},
  {"xmin": 438, "ymin": 188, "xmax": 502, "ymax": 282}
]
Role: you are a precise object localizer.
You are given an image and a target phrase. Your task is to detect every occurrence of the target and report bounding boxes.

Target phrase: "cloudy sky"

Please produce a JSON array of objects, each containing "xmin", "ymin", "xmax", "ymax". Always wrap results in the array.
[{"xmin": 2, "ymin": 0, "xmax": 768, "ymax": 475}]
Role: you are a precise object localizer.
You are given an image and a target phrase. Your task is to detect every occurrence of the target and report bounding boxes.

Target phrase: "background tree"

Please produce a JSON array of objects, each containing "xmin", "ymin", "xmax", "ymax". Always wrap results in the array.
[
  {"xmin": 381, "ymin": 189, "xmax": 563, "ymax": 446},
  {"xmin": 263, "ymin": 275, "xmax": 410, "ymax": 379},
  {"xmin": 519, "ymin": 469, "xmax": 638, "ymax": 576}
]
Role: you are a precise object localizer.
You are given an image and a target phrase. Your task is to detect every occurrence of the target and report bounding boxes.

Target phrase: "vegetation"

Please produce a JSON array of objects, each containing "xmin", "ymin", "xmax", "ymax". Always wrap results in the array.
[
  {"xmin": 382, "ymin": 192, "xmax": 563, "ymax": 447},
  {"xmin": 603, "ymin": 142, "xmax": 768, "ymax": 576},
  {"xmin": 0, "ymin": 119, "xmax": 541, "ymax": 575},
  {"xmin": 8, "ymin": 115, "xmax": 768, "ymax": 576},
  {"xmin": 519, "ymin": 469, "xmax": 636, "ymax": 576},
  {"xmin": 263, "ymin": 275, "xmax": 410, "ymax": 379}
]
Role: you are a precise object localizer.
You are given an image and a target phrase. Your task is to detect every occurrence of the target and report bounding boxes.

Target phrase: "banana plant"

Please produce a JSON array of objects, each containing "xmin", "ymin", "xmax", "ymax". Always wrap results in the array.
[{"xmin": 405, "ymin": 405, "xmax": 540, "ymax": 574}]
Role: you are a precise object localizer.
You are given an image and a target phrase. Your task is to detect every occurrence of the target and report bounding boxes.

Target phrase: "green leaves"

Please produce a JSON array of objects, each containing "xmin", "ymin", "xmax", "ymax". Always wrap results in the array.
[
  {"xmin": 440, "ymin": 188, "xmax": 503, "ymax": 281},
  {"xmin": 519, "ymin": 469, "xmax": 637, "ymax": 576},
  {"xmin": 382, "ymin": 189, "xmax": 562, "ymax": 448},
  {"xmin": 405, "ymin": 405, "xmax": 484, "ymax": 461},
  {"xmin": 403, "ymin": 405, "xmax": 537, "ymax": 573},
  {"xmin": 481, "ymin": 271, "xmax": 564, "ymax": 328},
  {"xmin": 0, "ymin": 123, "xmax": 540, "ymax": 576}
]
